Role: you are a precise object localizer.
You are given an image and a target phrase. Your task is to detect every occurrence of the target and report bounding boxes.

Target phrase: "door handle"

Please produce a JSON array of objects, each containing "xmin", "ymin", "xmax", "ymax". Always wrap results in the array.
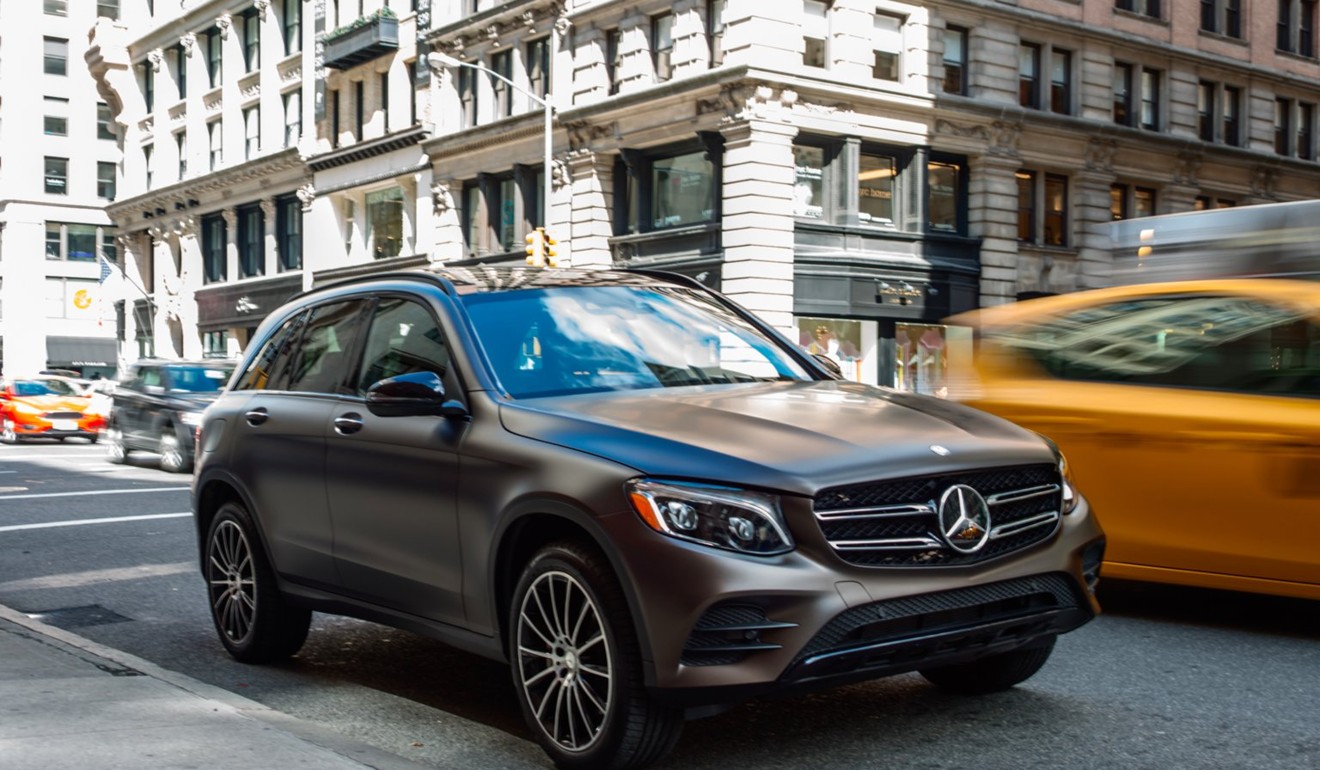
[
  {"xmin": 244, "ymin": 407, "xmax": 269, "ymax": 426},
  {"xmin": 333, "ymin": 413, "xmax": 364, "ymax": 435}
]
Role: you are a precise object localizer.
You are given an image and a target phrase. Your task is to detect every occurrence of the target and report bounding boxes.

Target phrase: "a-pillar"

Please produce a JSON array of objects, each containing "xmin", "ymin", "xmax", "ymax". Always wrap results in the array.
[
  {"xmin": 720, "ymin": 119, "xmax": 798, "ymax": 335},
  {"xmin": 968, "ymin": 153, "xmax": 1022, "ymax": 307},
  {"xmin": 567, "ymin": 151, "xmax": 614, "ymax": 269}
]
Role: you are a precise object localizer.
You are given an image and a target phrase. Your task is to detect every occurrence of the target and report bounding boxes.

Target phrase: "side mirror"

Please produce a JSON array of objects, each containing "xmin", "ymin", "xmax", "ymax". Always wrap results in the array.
[
  {"xmin": 366, "ymin": 371, "xmax": 467, "ymax": 418},
  {"xmin": 812, "ymin": 353, "xmax": 844, "ymax": 380}
]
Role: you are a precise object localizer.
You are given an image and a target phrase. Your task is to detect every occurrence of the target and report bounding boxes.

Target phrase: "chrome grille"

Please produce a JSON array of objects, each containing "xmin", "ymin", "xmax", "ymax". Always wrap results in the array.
[
  {"xmin": 814, "ymin": 464, "xmax": 1062, "ymax": 567},
  {"xmin": 43, "ymin": 411, "xmax": 83, "ymax": 420}
]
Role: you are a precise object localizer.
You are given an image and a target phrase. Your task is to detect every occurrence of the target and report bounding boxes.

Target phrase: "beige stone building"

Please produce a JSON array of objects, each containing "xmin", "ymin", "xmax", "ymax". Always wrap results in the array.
[{"xmin": 91, "ymin": 0, "xmax": 1320, "ymax": 389}]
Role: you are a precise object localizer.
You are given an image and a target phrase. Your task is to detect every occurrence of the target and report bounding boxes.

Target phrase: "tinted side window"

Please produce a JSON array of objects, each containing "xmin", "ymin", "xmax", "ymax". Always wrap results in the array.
[
  {"xmin": 234, "ymin": 312, "xmax": 304, "ymax": 391},
  {"xmin": 285, "ymin": 300, "xmax": 369, "ymax": 395},
  {"xmin": 355, "ymin": 297, "xmax": 452, "ymax": 395},
  {"xmin": 140, "ymin": 367, "xmax": 163, "ymax": 388},
  {"xmin": 1006, "ymin": 295, "xmax": 1320, "ymax": 397}
]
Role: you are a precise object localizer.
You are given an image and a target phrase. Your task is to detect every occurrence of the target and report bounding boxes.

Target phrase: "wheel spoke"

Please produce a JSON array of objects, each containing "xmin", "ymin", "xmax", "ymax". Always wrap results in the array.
[
  {"xmin": 577, "ymin": 633, "xmax": 605, "ymax": 654},
  {"xmin": 552, "ymin": 676, "xmax": 569, "ymax": 746},
  {"xmin": 579, "ymin": 662, "xmax": 611, "ymax": 681},
  {"xmin": 517, "ymin": 645, "xmax": 555, "ymax": 661},
  {"xmin": 546, "ymin": 577, "xmax": 564, "ymax": 639},
  {"xmin": 519, "ymin": 610, "xmax": 555, "ymax": 649},
  {"xmin": 578, "ymin": 675, "xmax": 607, "ymax": 713},
  {"xmin": 521, "ymin": 665, "xmax": 557, "ymax": 688},
  {"xmin": 571, "ymin": 683, "xmax": 595, "ymax": 737},
  {"xmin": 531, "ymin": 584, "xmax": 558, "ymax": 640},
  {"xmin": 534, "ymin": 676, "xmax": 560, "ymax": 720}
]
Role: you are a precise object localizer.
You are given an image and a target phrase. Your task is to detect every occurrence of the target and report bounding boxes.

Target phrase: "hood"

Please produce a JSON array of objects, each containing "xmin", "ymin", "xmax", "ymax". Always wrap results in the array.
[
  {"xmin": 498, "ymin": 380, "xmax": 1055, "ymax": 497},
  {"xmin": 9, "ymin": 395, "xmax": 91, "ymax": 413}
]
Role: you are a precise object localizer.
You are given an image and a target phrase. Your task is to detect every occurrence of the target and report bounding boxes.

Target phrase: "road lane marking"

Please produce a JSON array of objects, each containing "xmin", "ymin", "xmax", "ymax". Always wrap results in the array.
[
  {"xmin": 0, "ymin": 454, "xmax": 109, "ymax": 460},
  {"xmin": 0, "ymin": 487, "xmax": 189, "ymax": 501},
  {"xmin": 0, "ymin": 559, "xmax": 194, "ymax": 591},
  {"xmin": 0, "ymin": 511, "xmax": 191, "ymax": 533}
]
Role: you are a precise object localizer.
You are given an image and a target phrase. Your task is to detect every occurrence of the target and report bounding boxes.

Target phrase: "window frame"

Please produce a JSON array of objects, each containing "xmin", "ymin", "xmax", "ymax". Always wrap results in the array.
[
  {"xmin": 237, "ymin": 203, "xmax": 265, "ymax": 278},
  {"xmin": 1200, "ymin": 0, "xmax": 1242, "ymax": 38},
  {"xmin": 872, "ymin": 11, "xmax": 905, "ymax": 82},
  {"xmin": 490, "ymin": 50, "xmax": 513, "ymax": 118},
  {"xmin": 276, "ymin": 194, "xmax": 302, "ymax": 271},
  {"xmin": 283, "ymin": 0, "xmax": 302, "ymax": 55},
  {"xmin": 1116, "ymin": 0, "xmax": 1161, "ymax": 18},
  {"xmin": 803, "ymin": 0, "xmax": 830, "ymax": 69},
  {"xmin": 942, "ymin": 25, "xmax": 968, "ymax": 95},
  {"xmin": 243, "ymin": 10, "xmax": 261, "ymax": 73},
  {"xmin": 201, "ymin": 213, "xmax": 227, "ymax": 284},
  {"xmin": 44, "ymin": 37, "xmax": 69, "ymax": 76},
  {"xmin": 44, "ymin": 156, "xmax": 69, "ymax": 196},
  {"xmin": 1017, "ymin": 169, "xmax": 1070, "ymax": 248},
  {"xmin": 206, "ymin": 28, "xmax": 223, "ymax": 88},
  {"xmin": 97, "ymin": 161, "xmax": 117, "ymax": 201},
  {"xmin": 652, "ymin": 12, "xmax": 675, "ymax": 82}
]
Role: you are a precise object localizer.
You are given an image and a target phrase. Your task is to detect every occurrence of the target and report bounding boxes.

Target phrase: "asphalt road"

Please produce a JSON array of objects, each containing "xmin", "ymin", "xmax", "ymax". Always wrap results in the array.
[{"xmin": 0, "ymin": 440, "xmax": 1316, "ymax": 769}]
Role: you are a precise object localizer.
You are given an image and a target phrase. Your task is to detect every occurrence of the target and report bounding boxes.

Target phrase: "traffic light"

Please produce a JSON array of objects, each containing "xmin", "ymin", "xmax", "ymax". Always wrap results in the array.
[
  {"xmin": 543, "ymin": 230, "xmax": 559, "ymax": 267},
  {"xmin": 524, "ymin": 227, "xmax": 545, "ymax": 266}
]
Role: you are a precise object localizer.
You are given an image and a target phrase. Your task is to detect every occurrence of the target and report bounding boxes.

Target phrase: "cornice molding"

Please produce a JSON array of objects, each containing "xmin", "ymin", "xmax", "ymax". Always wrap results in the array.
[
  {"xmin": 107, "ymin": 148, "xmax": 309, "ymax": 224},
  {"xmin": 307, "ymin": 125, "xmax": 429, "ymax": 172}
]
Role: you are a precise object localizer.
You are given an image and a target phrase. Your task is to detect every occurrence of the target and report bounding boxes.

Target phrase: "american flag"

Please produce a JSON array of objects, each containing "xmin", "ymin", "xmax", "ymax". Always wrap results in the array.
[{"xmin": 98, "ymin": 254, "xmax": 113, "ymax": 284}]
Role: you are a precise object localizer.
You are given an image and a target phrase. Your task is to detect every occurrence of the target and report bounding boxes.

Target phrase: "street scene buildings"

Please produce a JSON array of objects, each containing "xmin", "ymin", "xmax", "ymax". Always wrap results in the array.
[{"xmin": 4, "ymin": 0, "xmax": 1319, "ymax": 390}]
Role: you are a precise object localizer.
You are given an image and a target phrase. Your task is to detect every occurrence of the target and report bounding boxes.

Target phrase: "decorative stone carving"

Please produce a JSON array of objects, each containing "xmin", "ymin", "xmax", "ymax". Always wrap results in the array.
[
  {"xmin": 1084, "ymin": 137, "xmax": 1117, "ymax": 172},
  {"xmin": 934, "ymin": 119, "xmax": 990, "ymax": 141},
  {"xmin": 147, "ymin": 48, "xmax": 164, "ymax": 72},
  {"xmin": 1173, "ymin": 151, "xmax": 1202, "ymax": 186},
  {"xmin": 565, "ymin": 121, "xmax": 616, "ymax": 153},
  {"xmin": 221, "ymin": 208, "xmax": 237, "ymax": 228},
  {"xmin": 296, "ymin": 183, "xmax": 316, "ymax": 210},
  {"xmin": 180, "ymin": 32, "xmax": 196, "ymax": 56},
  {"xmin": 216, "ymin": 14, "xmax": 232, "ymax": 41},
  {"xmin": 554, "ymin": 15, "xmax": 573, "ymax": 36},
  {"xmin": 171, "ymin": 216, "xmax": 196, "ymax": 239},
  {"xmin": 431, "ymin": 182, "xmax": 454, "ymax": 216},
  {"xmin": 1251, "ymin": 166, "xmax": 1279, "ymax": 198},
  {"xmin": 254, "ymin": 0, "xmax": 271, "ymax": 21},
  {"xmin": 260, "ymin": 198, "xmax": 277, "ymax": 220},
  {"xmin": 485, "ymin": 25, "xmax": 500, "ymax": 44},
  {"xmin": 521, "ymin": 11, "xmax": 537, "ymax": 31},
  {"xmin": 551, "ymin": 159, "xmax": 570, "ymax": 190},
  {"xmin": 988, "ymin": 121, "xmax": 1022, "ymax": 157}
]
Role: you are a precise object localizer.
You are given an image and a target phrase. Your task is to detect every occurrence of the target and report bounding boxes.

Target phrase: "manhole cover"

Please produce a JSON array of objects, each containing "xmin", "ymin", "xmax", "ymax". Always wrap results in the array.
[{"xmin": 27, "ymin": 604, "xmax": 132, "ymax": 629}]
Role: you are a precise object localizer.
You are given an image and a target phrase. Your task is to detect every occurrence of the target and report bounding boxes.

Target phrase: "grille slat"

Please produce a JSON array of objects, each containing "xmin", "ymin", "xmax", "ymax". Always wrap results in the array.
[{"xmin": 815, "ymin": 464, "xmax": 1062, "ymax": 567}]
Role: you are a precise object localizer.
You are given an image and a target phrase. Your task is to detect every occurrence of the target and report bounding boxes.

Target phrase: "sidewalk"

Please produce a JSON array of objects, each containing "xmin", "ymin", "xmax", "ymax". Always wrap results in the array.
[{"xmin": 0, "ymin": 603, "xmax": 434, "ymax": 770}]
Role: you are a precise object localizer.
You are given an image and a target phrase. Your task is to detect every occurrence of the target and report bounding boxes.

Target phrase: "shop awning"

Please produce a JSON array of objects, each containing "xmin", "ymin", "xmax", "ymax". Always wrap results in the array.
[{"xmin": 46, "ymin": 336, "xmax": 118, "ymax": 368}]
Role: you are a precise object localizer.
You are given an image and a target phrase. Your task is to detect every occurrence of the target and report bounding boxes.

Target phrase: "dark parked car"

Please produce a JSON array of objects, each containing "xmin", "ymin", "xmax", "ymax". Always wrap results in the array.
[
  {"xmin": 193, "ymin": 267, "xmax": 1105, "ymax": 770},
  {"xmin": 108, "ymin": 359, "xmax": 235, "ymax": 472}
]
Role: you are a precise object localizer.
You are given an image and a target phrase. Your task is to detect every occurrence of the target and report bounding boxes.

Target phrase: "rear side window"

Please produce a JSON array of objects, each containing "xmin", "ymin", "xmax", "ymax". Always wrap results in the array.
[
  {"xmin": 234, "ymin": 312, "xmax": 305, "ymax": 391},
  {"xmin": 285, "ymin": 300, "xmax": 370, "ymax": 395},
  {"xmin": 355, "ymin": 297, "xmax": 452, "ymax": 395}
]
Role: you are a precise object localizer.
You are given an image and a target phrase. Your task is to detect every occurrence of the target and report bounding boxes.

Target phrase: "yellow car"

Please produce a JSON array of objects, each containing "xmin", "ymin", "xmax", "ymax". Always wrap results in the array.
[{"xmin": 949, "ymin": 279, "xmax": 1319, "ymax": 600}]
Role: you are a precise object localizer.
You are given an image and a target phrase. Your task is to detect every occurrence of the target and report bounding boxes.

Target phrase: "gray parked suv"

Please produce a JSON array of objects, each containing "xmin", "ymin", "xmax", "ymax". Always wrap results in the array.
[{"xmin": 193, "ymin": 267, "xmax": 1105, "ymax": 770}]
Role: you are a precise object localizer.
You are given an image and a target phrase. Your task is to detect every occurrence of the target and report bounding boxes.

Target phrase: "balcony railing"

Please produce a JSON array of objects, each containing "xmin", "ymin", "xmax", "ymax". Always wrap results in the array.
[{"xmin": 323, "ymin": 10, "xmax": 399, "ymax": 70}]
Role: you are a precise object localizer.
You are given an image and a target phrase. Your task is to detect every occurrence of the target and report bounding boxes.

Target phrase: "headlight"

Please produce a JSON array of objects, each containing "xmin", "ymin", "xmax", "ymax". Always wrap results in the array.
[
  {"xmin": 626, "ymin": 479, "xmax": 794, "ymax": 556},
  {"xmin": 1058, "ymin": 452, "xmax": 1079, "ymax": 514},
  {"xmin": 178, "ymin": 411, "xmax": 203, "ymax": 427},
  {"xmin": 10, "ymin": 402, "xmax": 41, "ymax": 416}
]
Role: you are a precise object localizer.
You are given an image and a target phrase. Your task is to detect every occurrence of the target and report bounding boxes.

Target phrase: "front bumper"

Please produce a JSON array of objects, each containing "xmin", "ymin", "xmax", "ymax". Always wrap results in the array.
[{"xmin": 601, "ymin": 494, "xmax": 1104, "ymax": 706}]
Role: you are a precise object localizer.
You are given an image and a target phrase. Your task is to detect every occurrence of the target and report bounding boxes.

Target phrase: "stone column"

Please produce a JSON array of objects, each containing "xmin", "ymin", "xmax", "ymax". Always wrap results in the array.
[
  {"xmin": 222, "ymin": 208, "xmax": 239, "ymax": 285},
  {"xmin": 1072, "ymin": 169, "xmax": 1116, "ymax": 292},
  {"xmin": 568, "ymin": 150, "xmax": 615, "ymax": 269},
  {"xmin": 969, "ymin": 151, "xmax": 1022, "ymax": 307},
  {"xmin": 720, "ymin": 118, "xmax": 798, "ymax": 334},
  {"xmin": 261, "ymin": 198, "xmax": 278, "ymax": 275}
]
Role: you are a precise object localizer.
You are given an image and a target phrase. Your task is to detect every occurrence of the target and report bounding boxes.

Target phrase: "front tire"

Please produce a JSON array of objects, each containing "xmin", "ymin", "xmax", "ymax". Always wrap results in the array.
[
  {"xmin": 204, "ymin": 501, "xmax": 311, "ymax": 663},
  {"xmin": 919, "ymin": 635, "xmax": 1057, "ymax": 695},
  {"xmin": 510, "ymin": 541, "xmax": 682, "ymax": 770},
  {"xmin": 158, "ymin": 429, "xmax": 188, "ymax": 473},
  {"xmin": 1, "ymin": 418, "xmax": 18, "ymax": 444}
]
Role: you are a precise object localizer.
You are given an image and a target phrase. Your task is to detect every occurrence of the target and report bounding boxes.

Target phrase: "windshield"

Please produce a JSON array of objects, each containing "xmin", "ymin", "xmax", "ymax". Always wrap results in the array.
[
  {"xmin": 461, "ymin": 285, "xmax": 813, "ymax": 398},
  {"xmin": 13, "ymin": 381, "xmax": 57, "ymax": 397},
  {"xmin": 165, "ymin": 365, "xmax": 234, "ymax": 393}
]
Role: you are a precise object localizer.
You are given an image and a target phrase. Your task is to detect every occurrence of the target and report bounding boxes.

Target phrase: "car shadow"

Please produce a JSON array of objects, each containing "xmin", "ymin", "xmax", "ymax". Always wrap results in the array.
[{"xmin": 1096, "ymin": 578, "xmax": 1319, "ymax": 639}]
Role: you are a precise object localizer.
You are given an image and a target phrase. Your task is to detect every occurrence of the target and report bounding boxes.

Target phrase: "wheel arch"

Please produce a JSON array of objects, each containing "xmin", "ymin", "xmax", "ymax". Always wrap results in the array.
[{"xmin": 193, "ymin": 473, "xmax": 260, "ymax": 572}]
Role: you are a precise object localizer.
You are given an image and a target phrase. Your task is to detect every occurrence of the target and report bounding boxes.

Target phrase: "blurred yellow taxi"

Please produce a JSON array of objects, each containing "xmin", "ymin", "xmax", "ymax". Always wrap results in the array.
[{"xmin": 949, "ymin": 279, "xmax": 1320, "ymax": 600}]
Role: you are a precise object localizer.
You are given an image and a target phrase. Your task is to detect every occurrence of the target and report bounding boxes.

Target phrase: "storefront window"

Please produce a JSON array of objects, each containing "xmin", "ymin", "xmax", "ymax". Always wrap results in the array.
[
  {"xmin": 366, "ymin": 187, "xmax": 404, "ymax": 260},
  {"xmin": 858, "ymin": 153, "xmax": 896, "ymax": 226},
  {"xmin": 498, "ymin": 176, "xmax": 517, "ymax": 252},
  {"xmin": 893, "ymin": 323, "xmax": 972, "ymax": 397},
  {"xmin": 793, "ymin": 145, "xmax": 825, "ymax": 218},
  {"xmin": 928, "ymin": 161, "xmax": 960, "ymax": 232},
  {"xmin": 651, "ymin": 151, "xmax": 714, "ymax": 229},
  {"xmin": 795, "ymin": 317, "xmax": 877, "ymax": 385}
]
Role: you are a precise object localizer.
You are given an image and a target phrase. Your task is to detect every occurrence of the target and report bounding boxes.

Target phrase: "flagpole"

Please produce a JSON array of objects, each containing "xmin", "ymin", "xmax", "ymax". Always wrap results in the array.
[{"xmin": 99, "ymin": 252, "xmax": 157, "ymax": 360}]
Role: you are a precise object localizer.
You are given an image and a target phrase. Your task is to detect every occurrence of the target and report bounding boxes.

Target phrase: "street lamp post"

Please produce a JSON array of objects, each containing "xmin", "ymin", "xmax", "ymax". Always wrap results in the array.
[{"xmin": 427, "ymin": 52, "xmax": 553, "ymax": 234}]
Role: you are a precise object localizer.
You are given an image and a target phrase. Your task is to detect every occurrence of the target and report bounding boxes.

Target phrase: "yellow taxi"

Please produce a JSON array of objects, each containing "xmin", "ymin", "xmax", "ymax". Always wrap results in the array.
[{"xmin": 948, "ymin": 279, "xmax": 1319, "ymax": 600}]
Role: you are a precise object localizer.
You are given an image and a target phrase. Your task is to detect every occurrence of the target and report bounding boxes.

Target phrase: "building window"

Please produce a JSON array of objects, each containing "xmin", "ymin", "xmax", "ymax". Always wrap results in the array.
[
  {"xmin": 1197, "ymin": 81, "xmax": 1216, "ymax": 141},
  {"xmin": 1299, "ymin": 102, "xmax": 1316, "ymax": 160},
  {"xmin": 1201, "ymin": 0, "xmax": 1242, "ymax": 38},
  {"xmin": 462, "ymin": 182, "xmax": 482, "ymax": 256},
  {"xmin": 1278, "ymin": 0, "xmax": 1317, "ymax": 56},
  {"xmin": 1019, "ymin": 43, "xmax": 1040, "ymax": 109},
  {"xmin": 1017, "ymin": 170, "xmax": 1069, "ymax": 247},
  {"xmin": 98, "ymin": 161, "xmax": 116, "ymax": 200},
  {"xmin": 605, "ymin": 28, "xmax": 621, "ymax": 95},
  {"xmin": 331, "ymin": 89, "xmax": 341, "ymax": 146},
  {"xmin": 354, "ymin": 79, "xmax": 364, "ymax": 138},
  {"xmin": 203, "ymin": 331, "xmax": 229, "ymax": 357},
  {"xmin": 527, "ymin": 38, "xmax": 550, "ymax": 100},
  {"xmin": 1276, "ymin": 97, "xmax": 1294, "ymax": 155},
  {"xmin": 244, "ymin": 107, "xmax": 260, "ymax": 160},
  {"xmin": 44, "ymin": 97, "xmax": 69, "ymax": 136},
  {"xmin": 242, "ymin": 10, "xmax": 260, "ymax": 71},
  {"xmin": 858, "ymin": 153, "xmax": 897, "ymax": 227},
  {"xmin": 366, "ymin": 187, "xmax": 405, "ymax": 259},
  {"xmin": 379, "ymin": 72, "xmax": 389, "ymax": 131},
  {"xmin": 98, "ymin": 103, "xmax": 117, "ymax": 140},
  {"xmin": 1113, "ymin": 63, "xmax": 1132, "ymax": 126},
  {"xmin": 97, "ymin": 1, "xmax": 120, "ymax": 19},
  {"xmin": 1050, "ymin": 48, "xmax": 1072, "ymax": 114},
  {"xmin": 44, "ymin": 157, "xmax": 68, "ymax": 195},
  {"xmin": 942, "ymin": 26, "xmax": 968, "ymax": 95},
  {"xmin": 1223, "ymin": 85, "xmax": 1241, "ymax": 145},
  {"xmin": 928, "ymin": 159, "xmax": 963, "ymax": 233},
  {"xmin": 206, "ymin": 28, "xmax": 223, "ymax": 88},
  {"xmin": 1139, "ymin": 67, "xmax": 1161, "ymax": 130},
  {"xmin": 45, "ymin": 37, "xmax": 68, "ymax": 76},
  {"xmin": 174, "ymin": 44, "xmax": 187, "ymax": 100},
  {"xmin": 652, "ymin": 12, "xmax": 675, "ymax": 82},
  {"xmin": 276, "ymin": 194, "xmax": 302, "ymax": 271},
  {"xmin": 202, "ymin": 214, "xmax": 227, "ymax": 284},
  {"xmin": 1116, "ymin": 0, "xmax": 1161, "ymax": 18},
  {"xmin": 45, "ymin": 1, "xmax": 68, "ymax": 16},
  {"xmin": 458, "ymin": 67, "xmax": 477, "ymax": 128},
  {"xmin": 793, "ymin": 145, "xmax": 826, "ymax": 220},
  {"xmin": 45, "ymin": 223, "xmax": 106, "ymax": 262},
  {"xmin": 491, "ymin": 50, "xmax": 512, "ymax": 118},
  {"xmin": 804, "ymin": 1, "xmax": 829, "ymax": 68},
  {"xmin": 176, "ymin": 131, "xmax": 187, "ymax": 178},
  {"xmin": 872, "ymin": 12, "xmax": 903, "ymax": 81},
  {"xmin": 238, "ymin": 204, "xmax": 264, "ymax": 278},
  {"xmin": 708, "ymin": 0, "xmax": 726, "ymax": 67},
  {"xmin": 1198, "ymin": 81, "xmax": 1242, "ymax": 145},
  {"xmin": 283, "ymin": 90, "xmax": 301, "ymax": 147},
  {"xmin": 1194, "ymin": 195, "xmax": 1237, "ymax": 210},
  {"xmin": 283, "ymin": 0, "xmax": 302, "ymax": 55},
  {"xmin": 1110, "ymin": 184, "xmax": 1156, "ymax": 220},
  {"xmin": 652, "ymin": 151, "xmax": 715, "ymax": 230},
  {"xmin": 209, "ymin": 120, "xmax": 223, "ymax": 170},
  {"xmin": 493, "ymin": 174, "xmax": 518, "ymax": 252},
  {"xmin": 142, "ymin": 61, "xmax": 155, "ymax": 111}
]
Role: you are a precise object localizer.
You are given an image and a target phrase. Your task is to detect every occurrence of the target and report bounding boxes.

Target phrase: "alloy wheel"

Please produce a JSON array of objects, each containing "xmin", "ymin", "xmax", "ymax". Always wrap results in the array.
[
  {"xmin": 207, "ymin": 519, "xmax": 257, "ymax": 645},
  {"xmin": 159, "ymin": 431, "xmax": 184, "ymax": 472},
  {"xmin": 515, "ymin": 569, "xmax": 614, "ymax": 753}
]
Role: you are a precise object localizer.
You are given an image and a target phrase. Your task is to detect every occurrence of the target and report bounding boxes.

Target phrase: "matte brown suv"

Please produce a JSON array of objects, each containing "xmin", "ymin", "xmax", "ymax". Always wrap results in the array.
[{"xmin": 193, "ymin": 267, "xmax": 1105, "ymax": 770}]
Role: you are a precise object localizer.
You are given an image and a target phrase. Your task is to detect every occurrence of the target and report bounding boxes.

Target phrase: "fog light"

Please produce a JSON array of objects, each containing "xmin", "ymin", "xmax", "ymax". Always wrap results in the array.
[{"xmin": 1082, "ymin": 539, "xmax": 1106, "ymax": 594}]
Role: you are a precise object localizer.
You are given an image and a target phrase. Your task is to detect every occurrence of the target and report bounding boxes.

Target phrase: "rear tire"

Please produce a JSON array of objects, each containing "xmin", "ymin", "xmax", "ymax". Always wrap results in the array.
[
  {"xmin": 919, "ymin": 635, "xmax": 1057, "ymax": 695},
  {"xmin": 105, "ymin": 427, "xmax": 127, "ymax": 463},
  {"xmin": 510, "ymin": 540, "xmax": 683, "ymax": 770},
  {"xmin": 204, "ymin": 501, "xmax": 311, "ymax": 663},
  {"xmin": 1, "ymin": 418, "xmax": 18, "ymax": 444}
]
